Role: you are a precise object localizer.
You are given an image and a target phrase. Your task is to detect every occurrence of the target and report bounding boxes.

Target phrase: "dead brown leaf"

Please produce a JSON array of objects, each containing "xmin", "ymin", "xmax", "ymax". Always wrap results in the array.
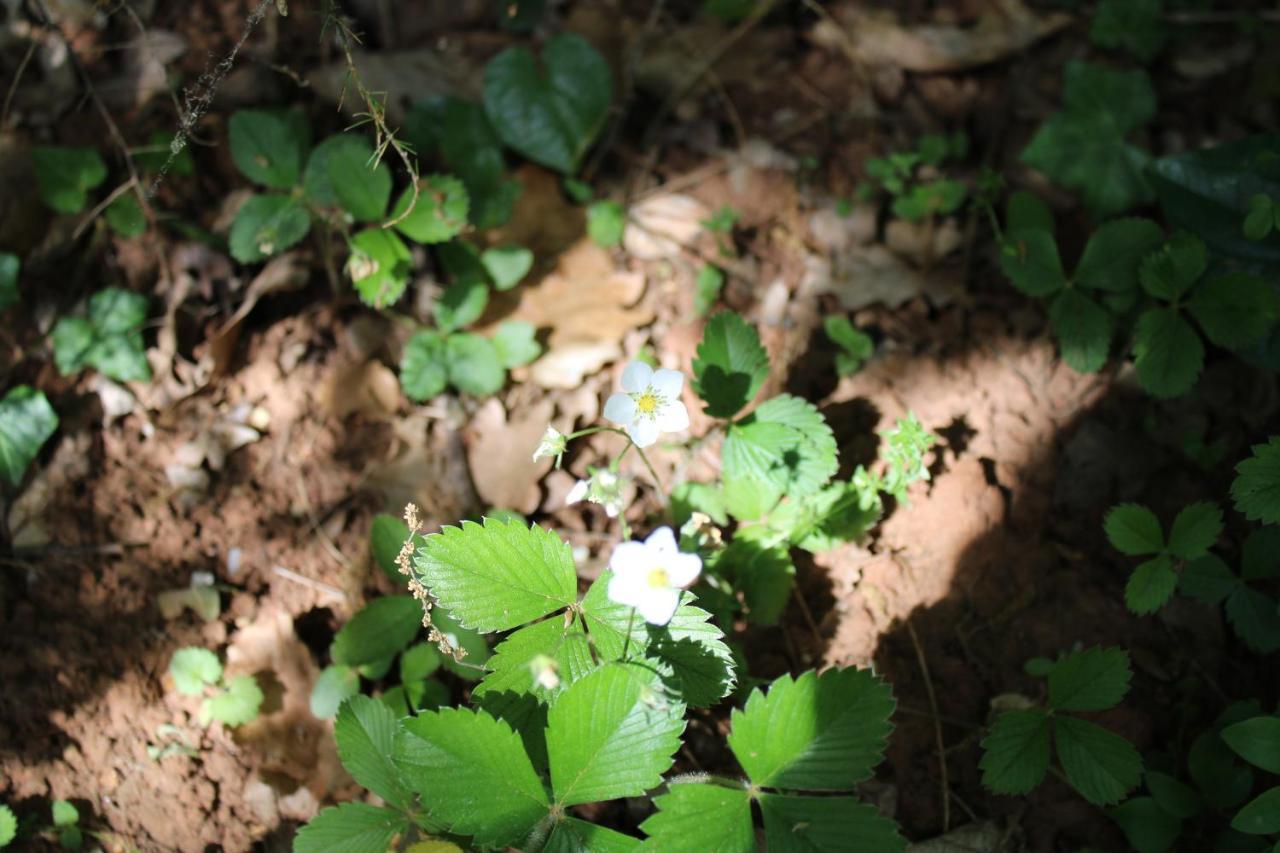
[
  {"xmin": 322, "ymin": 359, "xmax": 402, "ymax": 419},
  {"xmin": 464, "ymin": 398, "xmax": 553, "ymax": 514}
]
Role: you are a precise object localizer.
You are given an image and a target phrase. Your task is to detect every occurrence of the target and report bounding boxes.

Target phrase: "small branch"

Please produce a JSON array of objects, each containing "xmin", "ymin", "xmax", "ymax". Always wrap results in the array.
[{"xmin": 906, "ymin": 621, "xmax": 951, "ymax": 833}]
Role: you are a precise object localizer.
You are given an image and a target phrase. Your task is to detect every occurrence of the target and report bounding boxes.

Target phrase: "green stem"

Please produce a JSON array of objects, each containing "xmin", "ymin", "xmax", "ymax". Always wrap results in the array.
[{"xmin": 621, "ymin": 606, "xmax": 637, "ymax": 660}]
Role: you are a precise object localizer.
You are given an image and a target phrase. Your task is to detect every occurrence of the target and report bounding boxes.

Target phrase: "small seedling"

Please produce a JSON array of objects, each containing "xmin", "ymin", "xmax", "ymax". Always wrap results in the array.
[
  {"xmin": 50, "ymin": 287, "xmax": 151, "ymax": 383},
  {"xmin": 168, "ymin": 647, "xmax": 264, "ymax": 727}
]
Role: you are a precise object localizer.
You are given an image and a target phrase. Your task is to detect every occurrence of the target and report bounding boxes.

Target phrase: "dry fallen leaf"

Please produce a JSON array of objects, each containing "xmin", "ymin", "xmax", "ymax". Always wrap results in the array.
[
  {"xmin": 308, "ymin": 49, "xmax": 481, "ymax": 121},
  {"xmin": 465, "ymin": 398, "xmax": 554, "ymax": 514},
  {"xmin": 322, "ymin": 359, "xmax": 402, "ymax": 419},
  {"xmin": 801, "ymin": 245, "xmax": 960, "ymax": 311},
  {"xmin": 623, "ymin": 194, "xmax": 709, "ymax": 262}
]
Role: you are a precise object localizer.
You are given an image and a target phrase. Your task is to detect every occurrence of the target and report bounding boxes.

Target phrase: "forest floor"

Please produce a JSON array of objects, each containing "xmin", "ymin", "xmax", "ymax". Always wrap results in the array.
[{"xmin": 1, "ymin": 0, "xmax": 1276, "ymax": 850}]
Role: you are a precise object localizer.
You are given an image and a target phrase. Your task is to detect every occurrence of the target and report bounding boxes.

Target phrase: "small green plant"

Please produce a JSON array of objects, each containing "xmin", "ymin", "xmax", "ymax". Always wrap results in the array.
[
  {"xmin": 980, "ymin": 647, "xmax": 1142, "ymax": 806},
  {"xmin": 0, "ymin": 804, "xmax": 15, "ymax": 849},
  {"xmin": 0, "ymin": 385, "xmax": 58, "ymax": 487},
  {"xmin": 1104, "ymin": 501, "xmax": 1223, "ymax": 615},
  {"xmin": 587, "ymin": 199, "xmax": 625, "ymax": 247},
  {"xmin": 824, "ymin": 315, "xmax": 873, "ymax": 376},
  {"xmin": 860, "ymin": 133, "xmax": 968, "ymax": 223},
  {"xmin": 1090, "ymin": 0, "xmax": 1167, "ymax": 63},
  {"xmin": 168, "ymin": 647, "xmax": 264, "ymax": 727},
  {"xmin": 693, "ymin": 264, "xmax": 724, "ymax": 317},
  {"xmin": 51, "ymin": 801, "xmax": 81, "ymax": 850},
  {"xmin": 701, "ymin": 204, "xmax": 740, "ymax": 256},
  {"xmin": 50, "ymin": 287, "xmax": 152, "ymax": 383}
]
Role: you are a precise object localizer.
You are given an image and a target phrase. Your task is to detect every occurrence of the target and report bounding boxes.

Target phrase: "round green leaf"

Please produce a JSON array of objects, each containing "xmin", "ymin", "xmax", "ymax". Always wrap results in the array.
[
  {"xmin": 169, "ymin": 646, "xmax": 222, "ymax": 696},
  {"xmin": 1243, "ymin": 194, "xmax": 1275, "ymax": 241},
  {"xmin": 1140, "ymin": 232, "xmax": 1207, "ymax": 301},
  {"xmin": 491, "ymin": 320, "xmax": 542, "ymax": 368},
  {"xmin": 105, "ymin": 193, "xmax": 146, "ymax": 237},
  {"xmin": 229, "ymin": 193, "xmax": 312, "ymax": 263},
  {"xmin": 1125, "ymin": 555, "xmax": 1177, "ymax": 615},
  {"xmin": 1000, "ymin": 230, "xmax": 1067, "ymax": 298},
  {"xmin": 347, "ymin": 227, "xmax": 411, "ymax": 308},
  {"xmin": 1133, "ymin": 307, "xmax": 1203, "ymax": 398},
  {"xmin": 1188, "ymin": 272, "xmax": 1280, "ymax": 350},
  {"xmin": 89, "ymin": 287, "xmax": 148, "ymax": 335},
  {"xmin": 330, "ymin": 595, "xmax": 424, "ymax": 668},
  {"xmin": 1104, "ymin": 503, "xmax": 1164, "ymax": 556},
  {"xmin": 480, "ymin": 245, "xmax": 534, "ymax": 290},
  {"xmin": 444, "ymin": 333, "xmax": 505, "ymax": 396},
  {"xmin": 391, "ymin": 175, "xmax": 469, "ymax": 244},
  {"xmin": 1049, "ymin": 288, "xmax": 1112, "ymax": 373},
  {"xmin": 1146, "ymin": 771, "xmax": 1201, "ymax": 819},
  {"xmin": 201, "ymin": 674, "xmax": 263, "ymax": 726},
  {"xmin": 1222, "ymin": 717, "xmax": 1280, "ymax": 774},
  {"xmin": 309, "ymin": 665, "xmax": 360, "ymax": 719},
  {"xmin": 0, "ymin": 385, "xmax": 59, "ymax": 488},
  {"xmin": 1179, "ymin": 554, "xmax": 1237, "ymax": 605},
  {"xmin": 1166, "ymin": 501, "xmax": 1223, "ymax": 559},
  {"xmin": 1109, "ymin": 796, "xmax": 1182, "ymax": 853},
  {"xmin": 1074, "ymin": 217, "xmax": 1165, "ymax": 293},
  {"xmin": 434, "ymin": 279, "xmax": 489, "ymax": 333},
  {"xmin": 587, "ymin": 200, "xmax": 625, "ymax": 247},
  {"xmin": 32, "ymin": 146, "xmax": 107, "ymax": 214},
  {"xmin": 228, "ymin": 109, "xmax": 308, "ymax": 189},
  {"xmin": 401, "ymin": 330, "xmax": 449, "ymax": 402},
  {"xmin": 0, "ymin": 804, "xmax": 15, "ymax": 847},
  {"xmin": 1232, "ymin": 787, "xmax": 1280, "ymax": 835},
  {"xmin": 51, "ymin": 800, "xmax": 78, "ymax": 827},
  {"xmin": 304, "ymin": 134, "xmax": 392, "ymax": 221}
]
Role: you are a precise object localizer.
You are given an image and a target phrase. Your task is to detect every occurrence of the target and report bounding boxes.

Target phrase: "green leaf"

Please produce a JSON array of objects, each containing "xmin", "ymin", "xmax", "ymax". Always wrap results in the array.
[
  {"xmin": 1244, "ymin": 194, "xmax": 1275, "ymax": 242},
  {"xmin": 492, "ymin": 320, "xmax": 542, "ymax": 369},
  {"xmin": 229, "ymin": 194, "xmax": 311, "ymax": 263},
  {"xmin": 86, "ymin": 332, "xmax": 150, "ymax": 382},
  {"xmin": 436, "ymin": 98, "xmax": 522, "ymax": 229},
  {"xmin": 1048, "ymin": 647, "xmax": 1132, "ymax": 712},
  {"xmin": 728, "ymin": 667, "xmax": 894, "ymax": 790},
  {"xmin": 311, "ymin": 135, "xmax": 392, "ymax": 221},
  {"xmin": 481, "ymin": 245, "xmax": 534, "ymax": 290},
  {"xmin": 1147, "ymin": 771, "xmax": 1201, "ymax": 819},
  {"xmin": 293, "ymin": 803, "xmax": 410, "ymax": 853},
  {"xmin": 715, "ymin": 535, "xmax": 795, "ymax": 625},
  {"xmin": 1049, "ymin": 288, "xmax": 1112, "ymax": 373},
  {"xmin": 1234, "ymin": 787, "xmax": 1280, "ymax": 835},
  {"xmin": 330, "ymin": 595, "xmax": 423, "ymax": 667},
  {"xmin": 400, "ymin": 330, "xmax": 449, "ymax": 402},
  {"xmin": 483, "ymin": 33, "xmax": 612, "ymax": 174},
  {"xmin": 638, "ymin": 783, "xmax": 753, "ymax": 851},
  {"xmin": 1104, "ymin": 504, "xmax": 1164, "ymax": 556},
  {"xmin": 721, "ymin": 395, "xmax": 838, "ymax": 507},
  {"xmin": 0, "ymin": 804, "xmax": 15, "ymax": 847},
  {"xmin": 980, "ymin": 710, "xmax": 1051, "ymax": 794},
  {"xmin": 391, "ymin": 175, "xmax": 470, "ymax": 244},
  {"xmin": 1188, "ymin": 272, "xmax": 1280, "ymax": 350},
  {"xmin": 434, "ymin": 280, "xmax": 489, "ymax": 333},
  {"xmin": 1166, "ymin": 501, "xmax": 1223, "ymax": 559},
  {"xmin": 1222, "ymin": 717, "xmax": 1280, "ymax": 774},
  {"xmin": 1056, "ymin": 716, "xmax": 1143, "ymax": 806},
  {"xmin": 767, "ymin": 480, "xmax": 881, "ymax": 553},
  {"xmin": 472, "ymin": 615, "xmax": 594, "ymax": 705},
  {"xmin": 1232, "ymin": 438, "xmax": 1280, "ymax": 525},
  {"xmin": 692, "ymin": 312, "xmax": 770, "ymax": 418},
  {"xmin": 1133, "ymin": 307, "xmax": 1204, "ymax": 398},
  {"xmin": 1125, "ymin": 555, "xmax": 1177, "ymax": 615},
  {"xmin": 1141, "ymin": 233, "xmax": 1208, "ymax": 301},
  {"xmin": 310, "ymin": 665, "xmax": 360, "ymax": 719},
  {"xmin": 891, "ymin": 179, "xmax": 966, "ymax": 221},
  {"xmin": 1190, "ymin": 728, "xmax": 1255, "ymax": 810},
  {"xmin": 371, "ymin": 513, "xmax": 418, "ymax": 583},
  {"xmin": 52, "ymin": 316, "xmax": 94, "ymax": 375},
  {"xmin": 824, "ymin": 316, "xmax": 873, "ymax": 376},
  {"xmin": 1074, "ymin": 217, "xmax": 1165, "ymax": 293},
  {"xmin": 347, "ymin": 227, "xmax": 411, "ymax": 308},
  {"xmin": 1179, "ymin": 554, "xmax": 1237, "ymax": 605},
  {"xmin": 335, "ymin": 695, "xmax": 411, "ymax": 808},
  {"xmin": 396, "ymin": 707, "xmax": 548, "ymax": 847},
  {"xmin": 694, "ymin": 265, "xmax": 724, "ymax": 317},
  {"xmin": 84, "ymin": 288, "xmax": 144, "ymax": 337},
  {"xmin": 412, "ymin": 518, "xmax": 576, "ymax": 632},
  {"xmin": 444, "ymin": 333, "xmax": 506, "ymax": 396},
  {"xmin": 105, "ymin": 193, "xmax": 146, "ymax": 237},
  {"xmin": 169, "ymin": 647, "xmax": 222, "ymax": 695},
  {"xmin": 52, "ymin": 800, "xmax": 78, "ymax": 827},
  {"xmin": 758, "ymin": 794, "xmax": 906, "ymax": 853},
  {"xmin": 1242, "ymin": 527, "xmax": 1280, "ymax": 581},
  {"xmin": 202, "ymin": 674, "xmax": 264, "ymax": 726},
  {"xmin": 547, "ymin": 661, "xmax": 685, "ymax": 805},
  {"xmin": 588, "ymin": 200, "xmax": 625, "ymax": 247},
  {"xmin": 1000, "ymin": 230, "xmax": 1067, "ymax": 298},
  {"xmin": 1109, "ymin": 797, "xmax": 1182, "ymax": 853},
  {"xmin": 400, "ymin": 642, "xmax": 443, "ymax": 683},
  {"xmin": 0, "ymin": 251, "xmax": 18, "ymax": 311},
  {"xmin": 228, "ymin": 109, "xmax": 308, "ymax": 189},
  {"xmin": 1090, "ymin": 0, "xmax": 1167, "ymax": 62},
  {"xmin": 1006, "ymin": 190, "xmax": 1055, "ymax": 235},
  {"xmin": 545, "ymin": 818, "xmax": 641, "ymax": 852},
  {"xmin": 0, "ymin": 385, "xmax": 59, "ymax": 487},
  {"xmin": 428, "ymin": 601, "xmax": 492, "ymax": 680},
  {"xmin": 32, "ymin": 146, "xmax": 107, "ymax": 214},
  {"xmin": 1226, "ymin": 585, "xmax": 1280, "ymax": 653}
]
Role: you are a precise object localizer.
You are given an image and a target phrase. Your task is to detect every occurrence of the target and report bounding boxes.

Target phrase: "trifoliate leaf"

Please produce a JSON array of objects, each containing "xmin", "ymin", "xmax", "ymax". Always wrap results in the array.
[
  {"xmin": 0, "ymin": 251, "xmax": 18, "ymax": 311},
  {"xmin": 1179, "ymin": 554, "xmax": 1237, "ymax": 604},
  {"xmin": 481, "ymin": 245, "xmax": 534, "ymax": 290},
  {"xmin": 1104, "ymin": 504, "xmax": 1164, "ymax": 556},
  {"xmin": 545, "ymin": 818, "xmax": 641, "ymax": 852},
  {"xmin": 434, "ymin": 279, "xmax": 489, "ymax": 333},
  {"xmin": 1140, "ymin": 233, "xmax": 1207, "ymax": 301},
  {"xmin": 202, "ymin": 674, "xmax": 264, "ymax": 726},
  {"xmin": 169, "ymin": 647, "xmax": 222, "ymax": 696},
  {"xmin": 330, "ymin": 595, "xmax": 423, "ymax": 667},
  {"xmin": 294, "ymin": 802, "xmax": 410, "ymax": 853},
  {"xmin": 1147, "ymin": 771, "xmax": 1201, "ymax": 819},
  {"xmin": 1222, "ymin": 717, "xmax": 1280, "ymax": 774},
  {"xmin": 1133, "ymin": 307, "xmax": 1203, "ymax": 398},
  {"xmin": 0, "ymin": 804, "xmax": 14, "ymax": 847},
  {"xmin": 32, "ymin": 146, "xmax": 107, "ymax": 213},
  {"xmin": 759, "ymin": 795, "xmax": 907, "ymax": 853},
  {"xmin": 310, "ymin": 665, "xmax": 360, "ymax": 720},
  {"xmin": 1074, "ymin": 217, "xmax": 1165, "ymax": 293},
  {"xmin": 0, "ymin": 385, "xmax": 59, "ymax": 488},
  {"xmin": 472, "ymin": 616, "xmax": 594, "ymax": 705},
  {"xmin": 229, "ymin": 193, "xmax": 311, "ymax": 263},
  {"xmin": 1090, "ymin": 0, "xmax": 1167, "ymax": 63},
  {"xmin": 692, "ymin": 312, "xmax": 770, "ymax": 418},
  {"xmin": 1242, "ymin": 527, "xmax": 1280, "ymax": 581},
  {"xmin": 1048, "ymin": 647, "xmax": 1131, "ymax": 712},
  {"xmin": 980, "ymin": 710, "xmax": 1051, "ymax": 795},
  {"xmin": 400, "ymin": 330, "xmax": 449, "ymax": 402},
  {"xmin": 547, "ymin": 661, "xmax": 686, "ymax": 806},
  {"xmin": 1055, "ymin": 716, "xmax": 1143, "ymax": 806},
  {"xmin": 1188, "ymin": 272, "xmax": 1280, "ymax": 350},
  {"xmin": 396, "ymin": 707, "xmax": 548, "ymax": 847},
  {"xmin": 1232, "ymin": 438, "xmax": 1280, "ymax": 525},
  {"xmin": 370, "ymin": 513, "xmax": 421, "ymax": 583},
  {"xmin": 1125, "ymin": 555, "xmax": 1177, "ymax": 615},
  {"xmin": 1000, "ymin": 230, "xmax": 1067, "ymax": 298},
  {"xmin": 1232, "ymin": 787, "xmax": 1280, "ymax": 835},
  {"xmin": 638, "ymin": 782, "xmax": 753, "ymax": 852},
  {"xmin": 1049, "ymin": 288, "xmax": 1112, "ymax": 373},
  {"xmin": 228, "ymin": 109, "xmax": 308, "ymax": 189},
  {"xmin": 391, "ymin": 175, "xmax": 469, "ymax": 244},
  {"xmin": 444, "ymin": 333, "xmax": 506, "ymax": 396},
  {"xmin": 347, "ymin": 227, "xmax": 411, "ymax": 308},
  {"xmin": 483, "ymin": 34, "xmax": 612, "ymax": 174},
  {"xmin": 587, "ymin": 200, "xmax": 625, "ymax": 247},
  {"xmin": 1166, "ymin": 501, "xmax": 1223, "ymax": 559},
  {"xmin": 715, "ymin": 535, "xmax": 795, "ymax": 626},
  {"xmin": 1225, "ymin": 586, "xmax": 1280, "ymax": 654},
  {"xmin": 105, "ymin": 193, "xmax": 146, "ymax": 237},
  {"xmin": 412, "ymin": 518, "xmax": 576, "ymax": 632},
  {"xmin": 335, "ymin": 695, "xmax": 411, "ymax": 809},
  {"xmin": 721, "ymin": 395, "xmax": 838, "ymax": 508},
  {"xmin": 312, "ymin": 135, "xmax": 392, "ymax": 221},
  {"xmin": 491, "ymin": 320, "xmax": 542, "ymax": 368},
  {"xmin": 728, "ymin": 668, "xmax": 894, "ymax": 790},
  {"xmin": 1109, "ymin": 797, "xmax": 1182, "ymax": 853}
]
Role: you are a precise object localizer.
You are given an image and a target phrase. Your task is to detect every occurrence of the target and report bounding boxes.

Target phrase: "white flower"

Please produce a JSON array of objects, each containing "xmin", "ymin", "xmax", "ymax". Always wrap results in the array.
[
  {"xmin": 565, "ymin": 468, "xmax": 627, "ymax": 517},
  {"xmin": 606, "ymin": 526, "xmax": 702, "ymax": 626},
  {"xmin": 532, "ymin": 425, "xmax": 567, "ymax": 463},
  {"xmin": 603, "ymin": 361, "xmax": 690, "ymax": 449}
]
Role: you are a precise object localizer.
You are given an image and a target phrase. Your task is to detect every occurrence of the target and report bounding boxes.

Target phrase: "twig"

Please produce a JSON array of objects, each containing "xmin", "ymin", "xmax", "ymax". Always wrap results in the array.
[
  {"xmin": 1, "ymin": 38, "xmax": 37, "ymax": 127},
  {"xmin": 790, "ymin": 585, "xmax": 824, "ymax": 650},
  {"xmin": 73, "ymin": 177, "xmax": 137, "ymax": 240},
  {"xmin": 906, "ymin": 620, "xmax": 951, "ymax": 833},
  {"xmin": 272, "ymin": 565, "xmax": 346, "ymax": 601}
]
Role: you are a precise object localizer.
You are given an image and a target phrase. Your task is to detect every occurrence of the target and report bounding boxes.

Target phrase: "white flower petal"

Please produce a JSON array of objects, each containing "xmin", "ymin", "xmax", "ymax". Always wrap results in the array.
[
  {"xmin": 608, "ymin": 571, "xmax": 648, "ymax": 608},
  {"xmin": 666, "ymin": 552, "xmax": 703, "ymax": 588},
  {"xmin": 621, "ymin": 361, "xmax": 654, "ymax": 393},
  {"xmin": 637, "ymin": 588, "xmax": 681, "ymax": 625},
  {"xmin": 651, "ymin": 368, "xmax": 684, "ymax": 399},
  {"xmin": 656, "ymin": 400, "xmax": 690, "ymax": 433},
  {"xmin": 603, "ymin": 392, "xmax": 637, "ymax": 425},
  {"xmin": 609, "ymin": 541, "xmax": 652, "ymax": 578},
  {"xmin": 629, "ymin": 418, "xmax": 659, "ymax": 448},
  {"xmin": 645, "ymin": 526, "xmax": 679, "ymax": 554},
  {"xmin": 565, "ymin": 480, "xmax": 589, "ymax": 505}
]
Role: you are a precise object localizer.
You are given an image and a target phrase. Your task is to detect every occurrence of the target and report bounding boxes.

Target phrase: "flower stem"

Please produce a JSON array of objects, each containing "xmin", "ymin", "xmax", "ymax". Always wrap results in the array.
[{"xmin": 621, "ymin": 606, "xmax": 637, "ymax": 659}]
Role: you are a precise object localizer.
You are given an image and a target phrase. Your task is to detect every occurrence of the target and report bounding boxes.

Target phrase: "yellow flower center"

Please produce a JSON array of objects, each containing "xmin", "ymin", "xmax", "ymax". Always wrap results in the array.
[
  {"xmin": 635, "ymin": 391, "xmax": 659, "ymax": 414},
  {"xmin": 646, "ymin": 567, "xmax": 670, "ymax": 588}
]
